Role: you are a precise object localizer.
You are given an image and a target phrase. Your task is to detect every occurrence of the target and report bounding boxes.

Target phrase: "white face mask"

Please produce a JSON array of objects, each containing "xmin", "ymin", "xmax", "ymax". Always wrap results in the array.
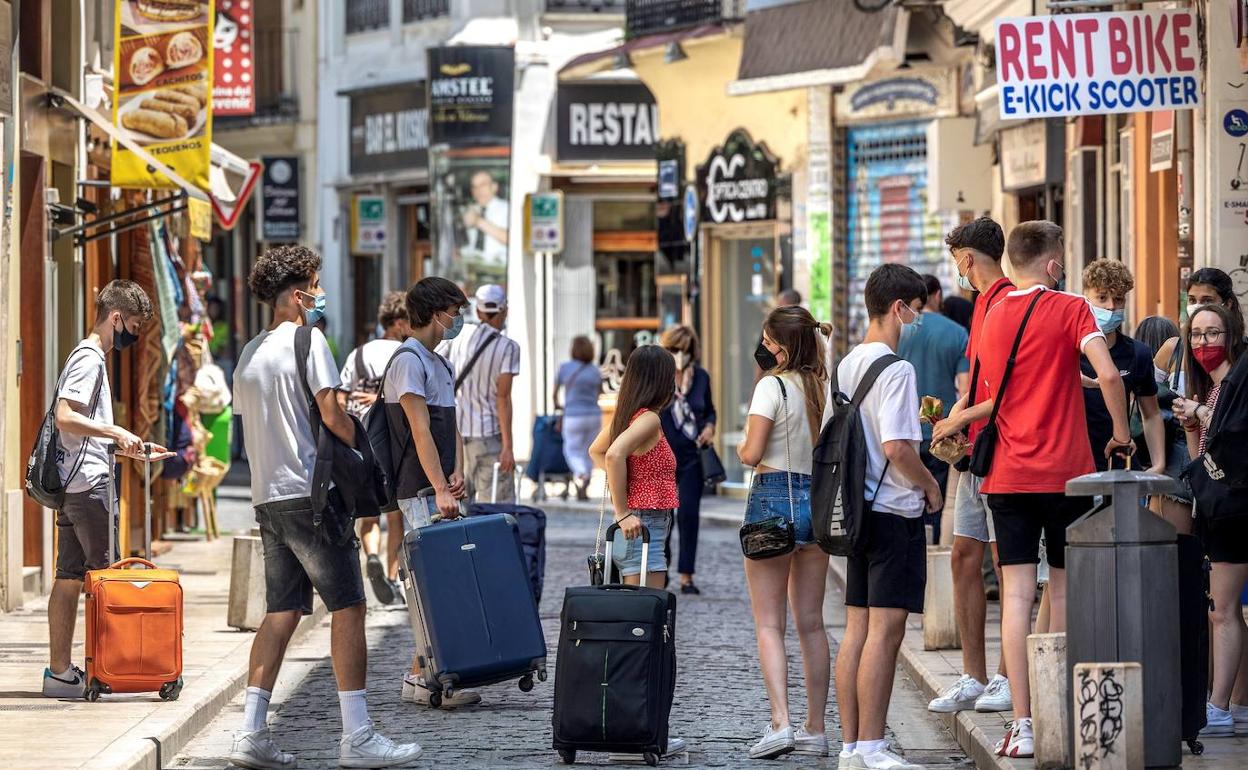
[{"xmin": 673, "ymin": 351, "xmax": 690, "ymax": 370}]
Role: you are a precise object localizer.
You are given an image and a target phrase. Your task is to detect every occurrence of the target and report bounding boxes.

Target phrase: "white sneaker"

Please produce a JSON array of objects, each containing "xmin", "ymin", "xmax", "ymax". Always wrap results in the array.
[
  {"xmin": 664, "ymin": 737, "xmax": 687, "ymax": 755},
  {"xmin": 974, "ymin": 674, "xmax": 1013, "ymax": 712},
  {"xmin": 229, "ymin": 728, "xmax": 297, "ymax": 770},
  {"xmin": 996, "ymin": 717, "xmax": 1033, "ymax": 759},
  {"xmin": 1202, "ymin": 703, "xmax": 1235, "ymax": 737},
  {"xmin": 748, "ymin": 723, "xmax": 796, "ymax": 759},
  {"xmin": 41, "ymin": 665, "xmax": 85, "ymax": 699},
  {"xmin": 1231, "ymin": 703, "xmax": 1248, "ymax": 735},
  {"xmin": 927, "ymin": 674, "xmax": 985, "ymax": 713},
  {"xmin": 848, "ymin": 747, "xmax": 925, "ymax": 769},
  {"xmin": 838, "ymin": 752, "xmax": 854, "ymax": 770},
  {"xmin": 793, "ymin": 726, "xmax": 828, "ymax": 757},
  {"xmin": 338, "ymin": 723, "xmax": 422, "ymax": 769},
  {"xmin": 400, "ymin": 673, "xmax": 481, "ymax": 708}
]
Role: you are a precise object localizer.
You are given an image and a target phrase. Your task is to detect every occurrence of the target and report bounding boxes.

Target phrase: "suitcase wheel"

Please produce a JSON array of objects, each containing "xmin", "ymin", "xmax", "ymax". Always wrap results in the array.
[
  {"xmin": 518, "ymin": 674, "xmax": 534, "ymax": 693},
  {"xmin": 537, "ymin": 668, "xmax": 548, "ymax": 683},
  {"xmin": 644, "ymin": 752, "xmax": 659, "ymax": 767},
  {"xmin": 159, "ymin": 678, "xmax": 183, "ymax": 701},
  {"xmin": 557, "ymin": 749, "xmax": 576, "ymax": 765},
  {"xmin": 427, "ymin": 690, "xmax": 442, "ymax": 709},
  {"xmin": 1188, "ymin": 739, "xmax": 1205, "ymax": 756},
  {"xmin": 85, "ymin": 680, "xmax": 101, "ymax": 703}
]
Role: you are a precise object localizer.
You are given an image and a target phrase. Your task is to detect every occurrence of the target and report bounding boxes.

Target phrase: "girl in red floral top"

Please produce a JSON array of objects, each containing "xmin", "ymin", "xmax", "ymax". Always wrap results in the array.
[{"xmin": 590, "ymin": 345, "xmax": 678, "ymax": 588}]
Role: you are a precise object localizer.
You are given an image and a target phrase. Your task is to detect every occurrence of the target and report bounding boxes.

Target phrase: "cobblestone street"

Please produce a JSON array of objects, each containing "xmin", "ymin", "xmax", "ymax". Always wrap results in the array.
[{"xmin": 171, "ymin": 507, "xmax": 970, "ymax": 769}]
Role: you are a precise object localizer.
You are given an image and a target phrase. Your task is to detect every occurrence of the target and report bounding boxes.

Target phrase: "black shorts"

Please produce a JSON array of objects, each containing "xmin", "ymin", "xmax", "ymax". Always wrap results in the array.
[
  {"xmin": 986, "ymin": 493, "xmax": 1093, "ymax": 569},
  {"xmin": 1203, "ymin": 515, "xmax": 1248, "ymax": 564},
  {"xmin": 845, "ymin": 511, "xmax": 926, "ymax": 614},
  {"xmin": 55, "ymin": 481, "xmax": 117, "ymax": 580},
  {"xmin": 255, "ymin": 495, "xmax": 366, "ymax": 614}
]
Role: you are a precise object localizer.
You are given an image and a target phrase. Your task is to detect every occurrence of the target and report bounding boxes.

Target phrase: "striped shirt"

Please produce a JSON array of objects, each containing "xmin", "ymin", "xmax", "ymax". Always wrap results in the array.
[{"xmin": 438, "ymin": 323, "xmax": 520, "ymax": 438}]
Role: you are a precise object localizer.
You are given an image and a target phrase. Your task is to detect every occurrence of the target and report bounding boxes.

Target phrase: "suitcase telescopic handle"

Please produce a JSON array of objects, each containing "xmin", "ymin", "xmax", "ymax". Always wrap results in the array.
[
  {"xmin": 603, "ymin": 521, "xmax": 650, "ymax": 582},
  {"xmin": 415, "ymin": 486, "xmax": 465, "ymax": 523}
]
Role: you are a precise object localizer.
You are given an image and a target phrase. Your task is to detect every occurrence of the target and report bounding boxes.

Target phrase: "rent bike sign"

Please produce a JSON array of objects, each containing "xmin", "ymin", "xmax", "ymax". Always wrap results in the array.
[{"xmin": 995, "ymin": 9, "xmax": 1200, "ymax": 119}]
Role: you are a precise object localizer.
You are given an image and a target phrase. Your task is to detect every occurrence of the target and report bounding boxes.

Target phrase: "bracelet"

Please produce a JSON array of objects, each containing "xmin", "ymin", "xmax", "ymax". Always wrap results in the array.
[
  {"xmin": 615, "ymin": 512, "xmax": 637, "ymax": 523},
  {"xmin": 1184, "ymin": 423, "xmax": 1201, "ymax": 433},
  {"xmin": 1111, "ymin": 435, "xmax": 1132, "ymax": 444}
]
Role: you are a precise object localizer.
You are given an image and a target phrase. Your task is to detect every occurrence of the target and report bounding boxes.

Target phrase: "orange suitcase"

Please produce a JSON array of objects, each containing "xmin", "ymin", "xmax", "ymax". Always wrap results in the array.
[{"xmin": 83, "ymin": 446, "xmax": 184, "ymax": 702}]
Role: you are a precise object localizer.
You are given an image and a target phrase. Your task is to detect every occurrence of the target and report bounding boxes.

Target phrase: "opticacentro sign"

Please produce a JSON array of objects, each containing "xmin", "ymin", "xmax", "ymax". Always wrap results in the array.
[
  {"xmin": 696, "ymin": 129, "xmax": 778, "ymax": 225},
  {"xmin": 556, "ymin": 82, "xmax": 658, "ymax": 162},
  {"xmin": 995, "ymin": 9, "xmax": 1200, "ymax": 119},
  {"xmin": 427, "ymin": 46, "xmax": 515, "ymax": 147},
  {"xmin": 349, "ymin": 82, "xmax": 428, "ymax": 176}
]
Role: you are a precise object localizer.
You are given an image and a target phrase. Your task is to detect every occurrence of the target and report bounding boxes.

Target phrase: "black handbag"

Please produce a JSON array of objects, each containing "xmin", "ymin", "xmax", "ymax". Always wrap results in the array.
[
  {"xmin": 699, "ymin": 445, "xmax": 726, "ymax": 487},
  {"xmin": 968, "ymin": 291, "xmax": 1045, "ymax": 478},
  {"xmin": 740, "ymin": 376, "xmax": 797, "ymax": 560}
]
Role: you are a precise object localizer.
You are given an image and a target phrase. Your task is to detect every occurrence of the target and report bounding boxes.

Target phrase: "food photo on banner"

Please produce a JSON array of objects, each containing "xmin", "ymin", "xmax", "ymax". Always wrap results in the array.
[
  {"xmin": 113, "ymin": 0, "xmax": 214, "ymax": 189},
  {"xmin": 427, "ymin": 45, "xmax": 515, "ymax": 291}
]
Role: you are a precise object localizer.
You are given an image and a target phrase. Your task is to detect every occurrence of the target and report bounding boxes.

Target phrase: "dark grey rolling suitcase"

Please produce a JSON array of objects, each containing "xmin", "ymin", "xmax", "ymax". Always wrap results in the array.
[{"xmin": 552, "ymin": 523, "xmax": 676, "ymax": 767}]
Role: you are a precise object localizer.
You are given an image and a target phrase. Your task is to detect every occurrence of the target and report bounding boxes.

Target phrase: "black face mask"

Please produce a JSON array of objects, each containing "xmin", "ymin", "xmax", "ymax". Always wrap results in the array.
[
  {"xmin": 754, "ymin": 340, "xmax": 779, "ymax": 372},
  {"xmin": 113, "ymin": 320, "xmax": 140, "ymax": 351}
]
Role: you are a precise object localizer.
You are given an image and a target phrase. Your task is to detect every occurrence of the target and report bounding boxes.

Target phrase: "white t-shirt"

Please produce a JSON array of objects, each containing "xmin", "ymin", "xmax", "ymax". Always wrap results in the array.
[
  {"xmin": 340, "ymin": 338, "xmax": 402, "ymax": 390},
  {"xmin": 747, "ymin": 372, "xmax": 816, "ymax": 476},
  {"xmin": 56, "ymin": 341, "xmax": 112, "ymax": 494},
  {"xmin": 830, "ymin": 342, "xmax": 925, "ymax": 518},
  {"xmin": 382, "ymin": 338, "xmax": 456, "ymax": 409},
  {"xmin": 233, "ymin": 322, "xmax": 340, "ymax": 506}
]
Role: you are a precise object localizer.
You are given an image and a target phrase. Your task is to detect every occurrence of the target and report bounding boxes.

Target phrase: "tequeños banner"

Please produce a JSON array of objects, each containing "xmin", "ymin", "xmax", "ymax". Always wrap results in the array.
[{"xmin": 112, "ymin": 0, "xmax": 214, "ymax": 190}]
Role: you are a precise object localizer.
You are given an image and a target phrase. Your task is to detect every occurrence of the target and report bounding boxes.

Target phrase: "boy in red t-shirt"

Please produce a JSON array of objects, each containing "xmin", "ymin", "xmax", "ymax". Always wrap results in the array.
[{"xmin": 975, "ymin": 221, "xmax": 1133, "ymax": 758}]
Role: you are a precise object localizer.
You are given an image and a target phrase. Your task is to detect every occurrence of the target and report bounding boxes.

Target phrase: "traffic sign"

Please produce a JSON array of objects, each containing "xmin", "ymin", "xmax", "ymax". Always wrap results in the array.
[
  {"xmin": 525, "ymin": 191, "xmax": 564, "ymax": 253},
  {"xmin": 683, "ymin": 185, "xmax": 699, "ymax": 242}
]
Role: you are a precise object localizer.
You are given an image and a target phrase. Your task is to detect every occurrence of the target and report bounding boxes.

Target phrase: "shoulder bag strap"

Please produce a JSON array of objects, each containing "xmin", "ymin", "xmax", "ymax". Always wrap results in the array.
[
  {"xmin": 59, "ymin": 347, "xmax": 108, "ymax": 481},
  {"xmin": 1168, "ymin": 336, "xmax": 1184, "ymax": 393},
  {"xmin": 982, "ymin": 290, "xmax": 1047, "ymax": 430},
  {"xmin": 293, "ymin": 325, "xmax": 323, "ymax": 439},
  {"xmin": 353, "ymin": 343, "xmax": 368, "ymax": 385},
  {"xmin": 771, "ymin": 375, "xmax": 795, "ymax": 526},
  {"xmin": 454, "ymin": 329, "xmax": 499, "ymax": 392},
  {"xmin": 850, "ymin": 353, "xmax": 902, "ymax": 406}
]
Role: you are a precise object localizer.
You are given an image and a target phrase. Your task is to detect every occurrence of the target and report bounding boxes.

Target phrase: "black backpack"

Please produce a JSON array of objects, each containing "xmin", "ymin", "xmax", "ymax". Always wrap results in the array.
[
  {"xmin": 26, "ymin": 347, "xmax": 106, "ymax": 509},
  {"xmin": 810, "ymin": 353, "xmax": 902, "ymax": 557},
  {"xmin": 364, "ymin": 345, "xmax": 420, "ymax": 512}
]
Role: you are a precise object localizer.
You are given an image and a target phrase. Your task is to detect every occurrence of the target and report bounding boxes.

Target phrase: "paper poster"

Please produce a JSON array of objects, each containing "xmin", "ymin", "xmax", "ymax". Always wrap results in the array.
[
  {"xmin": 112, "ymin": 0, "xmax": 214, "ymax": 190},
  {"xmin": 212, "ymin": 0, "xmax": 254, "ymax": 115}
]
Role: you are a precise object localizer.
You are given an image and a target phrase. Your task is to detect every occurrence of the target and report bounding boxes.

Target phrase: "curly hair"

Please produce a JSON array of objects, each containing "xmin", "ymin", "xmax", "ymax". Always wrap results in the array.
[
  {"xmin": 248, "ymin": 245, "xmax": 321, "ymax": 304},
  {"xmin": 1082, "ymin": 259, "xmax": 1135, "ymax": 296},
  {"xmin": 377, "ymin": 291, "xmax": 408, "ymax": 329}
]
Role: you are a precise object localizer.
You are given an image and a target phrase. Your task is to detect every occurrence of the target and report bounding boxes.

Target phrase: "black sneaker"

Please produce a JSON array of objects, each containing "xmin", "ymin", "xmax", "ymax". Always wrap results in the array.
[
  {"xmin": 680, "ymin": 582, "xmax": 701, "ymax": 595},
  {"xmin": 367, "ymin": 555, "xmax": 395, "ymax": 605}
]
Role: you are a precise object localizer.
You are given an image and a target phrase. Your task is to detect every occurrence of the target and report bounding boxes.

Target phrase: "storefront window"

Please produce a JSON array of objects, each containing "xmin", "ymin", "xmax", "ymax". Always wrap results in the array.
[{"xmin": 591, "ymin": 199, "xmax": 659, "ymax": 394}]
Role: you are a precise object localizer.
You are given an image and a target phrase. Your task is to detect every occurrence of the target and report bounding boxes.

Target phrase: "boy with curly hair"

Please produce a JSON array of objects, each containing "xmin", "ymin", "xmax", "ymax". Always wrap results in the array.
[
  {"xmin": 1080, "ymin": 259, "xmax": 1167, "ymax": 474},
  {"xmin": 231, "ymin": 245, "xmax": 421, "ymax": 768}
]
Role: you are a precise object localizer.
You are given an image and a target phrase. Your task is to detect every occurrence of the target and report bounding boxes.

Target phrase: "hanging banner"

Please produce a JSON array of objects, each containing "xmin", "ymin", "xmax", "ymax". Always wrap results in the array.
[
  {"xmin": 995, "ymin": 9, "xmax": 1200, "ymax": 119},
  {"xmin": 427, "ymin": 46, "xmax": 514, "ymax": 290},
  {"xmin": 112, "ymin": 0, "xmax": 214, "ymax": 190},
  {"xmin": 213, "ymin": 0, "xmax": 254, "ymax": 115}
]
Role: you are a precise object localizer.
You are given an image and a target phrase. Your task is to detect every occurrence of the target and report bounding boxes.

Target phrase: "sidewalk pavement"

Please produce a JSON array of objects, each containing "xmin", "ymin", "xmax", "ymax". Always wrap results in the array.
[
  {"xmin": 550, "ymin": 489, "xmax": 1248, "ymax": 769},
  {"xmin": 0, "ymin": 487, "xmax": 326, "ymax": 770}
]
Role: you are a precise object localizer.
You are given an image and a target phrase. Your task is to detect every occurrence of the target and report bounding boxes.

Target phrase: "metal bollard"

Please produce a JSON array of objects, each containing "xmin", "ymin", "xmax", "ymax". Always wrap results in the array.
[{"xmin": 1064, "ymin": 468, "xmax": 1180, "ymax": 769}]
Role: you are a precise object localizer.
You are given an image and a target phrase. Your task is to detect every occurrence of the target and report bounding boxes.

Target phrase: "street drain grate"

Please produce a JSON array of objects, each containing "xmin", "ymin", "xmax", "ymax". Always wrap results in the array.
[{"xmin": 0, "ymin": 704, "xmax": 75, "ymax": 711}]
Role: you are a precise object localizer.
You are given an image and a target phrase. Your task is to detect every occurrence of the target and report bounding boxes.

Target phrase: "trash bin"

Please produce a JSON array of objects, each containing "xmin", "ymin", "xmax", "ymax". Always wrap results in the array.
[{"xmin": 1065, "ymin": 468, "xmax": 1181, "ymax": 769}]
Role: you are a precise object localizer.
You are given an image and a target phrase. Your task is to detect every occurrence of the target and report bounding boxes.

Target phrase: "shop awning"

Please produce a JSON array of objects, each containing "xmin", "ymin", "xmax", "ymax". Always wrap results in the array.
[{"xmin": 728, "ymin": 1, "xmax": 908, "ymax": 96}]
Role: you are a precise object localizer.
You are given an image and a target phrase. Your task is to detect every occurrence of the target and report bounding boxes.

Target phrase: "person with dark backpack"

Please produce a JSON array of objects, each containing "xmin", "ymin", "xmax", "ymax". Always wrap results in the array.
[
  {"xmin": 830, "ymin": 264, "xmax": 941, "ymax": 770},
  {"xmin": 340, "ymin": 291, "xmax": 411, "ymax": 606}
]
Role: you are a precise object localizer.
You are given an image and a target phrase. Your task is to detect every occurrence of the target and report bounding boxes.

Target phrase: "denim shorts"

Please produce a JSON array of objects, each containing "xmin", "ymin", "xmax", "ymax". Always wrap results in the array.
[
  {"xmin": 611, "ymin": 509, "xmax": 671, "ymax": 576},
  {"xmin": 743, "ymin": 472, "xmax": 814, "ymax": 546},
  {"xmin": 255, "ymin": 495, "xmax": 365, "ymax": 614}
]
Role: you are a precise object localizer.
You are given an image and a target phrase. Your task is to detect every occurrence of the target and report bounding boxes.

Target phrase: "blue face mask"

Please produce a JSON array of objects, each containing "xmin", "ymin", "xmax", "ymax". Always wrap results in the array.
[
  {"xmin": 956, "ymin": 253, "xmax": 973, "ymax": 292},
  {"xmin": 439, "ymin": 309, "xmax": 465, "ymax": 341},
  {"xmin": 300, "ymin": 290, "xmax": 327, "ymax": 326},
  {"xmin": 1092, "ymin": 306, "xmax": 1124, "ymax": 334}
]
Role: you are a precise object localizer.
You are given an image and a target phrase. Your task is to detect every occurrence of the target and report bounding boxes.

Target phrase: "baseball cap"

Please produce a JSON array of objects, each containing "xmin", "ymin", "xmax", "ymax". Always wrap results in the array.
[{"xmin": 475, "ymin": 284, "xmax": 507, "ymax": 312}]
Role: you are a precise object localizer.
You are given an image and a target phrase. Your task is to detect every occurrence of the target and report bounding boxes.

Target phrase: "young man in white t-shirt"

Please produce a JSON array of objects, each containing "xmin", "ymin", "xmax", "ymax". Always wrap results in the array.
[
  {"xmin": 231, "ymin": 245, "xmax": 420, "ymax": 769},
  {"xmin": 43, "ymin": 280, "xmax": 173, "ymax": 699},
  {"xmin": 832, "ymin": 264, "xmax": 942, "ymax": 770},
  {"xmin": 339, "ymin": 291, "xmax": 410, "ymax": 605}
]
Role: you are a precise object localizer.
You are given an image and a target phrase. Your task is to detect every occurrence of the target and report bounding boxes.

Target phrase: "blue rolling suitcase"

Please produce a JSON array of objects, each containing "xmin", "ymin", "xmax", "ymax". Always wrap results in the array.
[
  {"xmin": 400, "ymin": 510, "xmax": 548, "ymax": 707},
  {"xmin": 526, "ymin": 414, "xmax": 574, "ymax": 501}
]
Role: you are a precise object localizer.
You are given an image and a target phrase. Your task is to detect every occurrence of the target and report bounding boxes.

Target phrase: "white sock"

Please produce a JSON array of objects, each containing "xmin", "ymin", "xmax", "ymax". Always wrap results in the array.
[
  {"xmin": 856, "ymin": 738, "xmax": 887, "ymax": 755},
  {"xmin": 242, "ymin": 686, "xmax": 271, "ymax": 732},
  {"xmin": 338, "ymin": 689, "xmax": 370, "ymax": 735},
  {"xmin": 840, "ymin": 742, "xmax": 857, "ymax": 756}
]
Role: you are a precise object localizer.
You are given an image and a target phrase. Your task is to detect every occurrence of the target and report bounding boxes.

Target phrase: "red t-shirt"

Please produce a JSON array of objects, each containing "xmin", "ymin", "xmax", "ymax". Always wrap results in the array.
[
  {"xmin": 977, "ymin": 286, "xmax": 1104, "ymax": 494},
  {"xmin": 966, "ymin": 277, "xmax": 1016, "ymax": 445}
]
